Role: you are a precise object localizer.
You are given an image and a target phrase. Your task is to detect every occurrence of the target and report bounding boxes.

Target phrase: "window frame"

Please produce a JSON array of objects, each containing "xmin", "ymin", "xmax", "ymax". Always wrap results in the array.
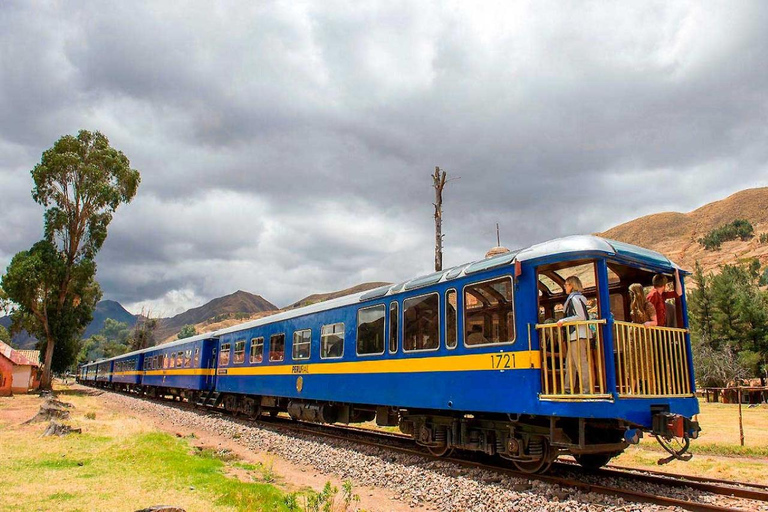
[
  {"xmin": 193, "ymin": 347, "xmax": 200, "ymax": 367},
  {"xmin": 250, "ymin": 337, "xmax": 264, "ymax": 364},
  {"xmin": 388, "ymin": 301, "xmax": 399, "ymax": 354},
  {"xmin": 185, "ymin": 349, "xmax": 192, "ymax": 368},
  {"xmin": 169, "ymin": 352, "xmax": 176, "ymax": 368},
  {"xmin": 269, "ymin": 333, "xmax": 286, "ymax": 362},
  {"xmin": 445, "ymin": 288, "xmax": 458, "ymax": 350},
  {"xmin": 219, "ymin": 343, "xmax": 231, "ymax": 366},
  {"xmin": 320, "ymin": 323, "xmax": 345, "ymax": 360},
  {"xmin": 292, "ymin": 329, "xmax": 312, "ymax": 361},
  {"xmin": 462, "ymin": 274, "xmax": 517, "ymax": 348},
  {"xmin": 356, "ymin": 304, "xmax": 387, "ymax": 357},
  {"xmin": 233, "ymin": 339, "xmax": 246, "ymax": 364},
  {"xmin": 402, "ymin": 291, "xmax": 441, "ymax": 353}
]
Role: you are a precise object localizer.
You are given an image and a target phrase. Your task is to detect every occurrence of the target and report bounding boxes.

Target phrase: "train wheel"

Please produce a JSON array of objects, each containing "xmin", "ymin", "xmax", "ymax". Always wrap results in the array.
[
  {"xmin": 427, "ymin": 445, "xmax": 454, "ymax": 457},
  {"xmin": 512, "ymin": 440, "xmax": 553, "ymax": 474},
  {"xmin": 574, "ymin": 453, "xmax": 613, "ymax": 471}
]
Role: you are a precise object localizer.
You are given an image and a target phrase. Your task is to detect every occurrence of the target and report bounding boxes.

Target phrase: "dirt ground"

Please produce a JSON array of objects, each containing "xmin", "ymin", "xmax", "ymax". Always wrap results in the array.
[{"xmin": 0, "ymin": 386, "xmax": 423, "ymax": 512}]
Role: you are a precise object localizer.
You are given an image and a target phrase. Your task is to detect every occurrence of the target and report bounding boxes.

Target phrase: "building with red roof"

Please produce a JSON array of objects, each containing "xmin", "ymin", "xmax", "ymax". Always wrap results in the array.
[{"xmin": 0, "ymin": 340, "xmax": 41, "ymax": 396}]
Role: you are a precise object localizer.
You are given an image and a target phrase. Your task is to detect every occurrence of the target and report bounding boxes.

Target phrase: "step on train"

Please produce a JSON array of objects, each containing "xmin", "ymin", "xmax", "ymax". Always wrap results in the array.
[{"xmin": 79, "ymin": 235, "xmax": 700, "ymax": 473}]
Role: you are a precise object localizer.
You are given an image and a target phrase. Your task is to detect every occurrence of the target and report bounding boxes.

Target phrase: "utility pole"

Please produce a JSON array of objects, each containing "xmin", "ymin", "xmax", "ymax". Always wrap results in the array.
[
  {"xmin": 496, "ymin": 223, "xmax": 501, "ymax": 247},
  {"xmin": 433, "ymin": 166, "xmax": 447, "ymax": 272}
]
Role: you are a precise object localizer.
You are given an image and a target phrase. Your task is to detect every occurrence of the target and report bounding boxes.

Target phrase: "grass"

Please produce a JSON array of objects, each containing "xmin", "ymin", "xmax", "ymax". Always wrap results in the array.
[
  {"xmin": 0, "ymin": 393, "xmax": 290, "ymax": 512},
  {"xmin": 613, "ymin": 398, "xmax": 768, "ymax": 484}
]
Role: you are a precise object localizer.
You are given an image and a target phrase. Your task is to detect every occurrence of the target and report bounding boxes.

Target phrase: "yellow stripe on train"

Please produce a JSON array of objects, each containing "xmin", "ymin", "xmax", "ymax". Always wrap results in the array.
[{"xmin": 109, "ymin": 351, "xmax": 541, "ymax": 378}]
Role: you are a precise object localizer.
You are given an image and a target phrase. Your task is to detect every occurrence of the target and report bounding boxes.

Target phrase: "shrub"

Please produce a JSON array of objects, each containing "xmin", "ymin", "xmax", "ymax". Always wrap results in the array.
[
  {"xmin": 698, "ymin": 219, "xmax": 754, "ymax": 250},
  {"xmin": 760, "ymin": 233, "xmax": 768, "ymax": 244}
]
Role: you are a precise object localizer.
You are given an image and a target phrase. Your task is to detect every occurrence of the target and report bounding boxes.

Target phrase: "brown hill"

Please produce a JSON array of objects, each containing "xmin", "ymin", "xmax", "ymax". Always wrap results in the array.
[
  {"xmin": 154, "ymin": 290, "xmax": 278, "ymax": 341},
  {"xmin": 599, "ymin": 187, "xmax": 768, "ymax": 273},
  {"xmin": 288, "ymin": 282, "xmax": 391, "ymax": 309}
]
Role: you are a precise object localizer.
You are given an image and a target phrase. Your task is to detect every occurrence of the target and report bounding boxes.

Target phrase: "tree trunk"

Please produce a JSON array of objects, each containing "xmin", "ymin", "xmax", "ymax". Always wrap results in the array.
[{"xmin": 40, "ymin": 333, "xmax": 56, "ymax": 390}]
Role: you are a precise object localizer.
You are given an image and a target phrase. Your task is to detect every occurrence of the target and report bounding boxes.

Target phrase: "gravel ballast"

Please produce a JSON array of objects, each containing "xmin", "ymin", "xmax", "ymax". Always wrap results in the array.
[{"xmin": 102, "ymin": 391, "xmax": 703, "ymax": 511}]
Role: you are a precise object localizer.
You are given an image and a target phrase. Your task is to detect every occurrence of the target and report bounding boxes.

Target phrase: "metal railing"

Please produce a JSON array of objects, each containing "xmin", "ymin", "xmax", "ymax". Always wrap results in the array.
[
  {"xmin": 537, "ymin": 320, "xmax": 608, "ymax": 399},
  {"xmin": 613, "ymin": 321, "xmax": 692, "ymax": 397}
]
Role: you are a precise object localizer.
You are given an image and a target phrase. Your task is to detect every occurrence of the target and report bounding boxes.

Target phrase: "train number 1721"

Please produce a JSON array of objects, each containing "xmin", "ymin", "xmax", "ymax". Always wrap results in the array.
[{"xmin": 490, "ymin": 353, "xmax": 515, "ymax": 369}]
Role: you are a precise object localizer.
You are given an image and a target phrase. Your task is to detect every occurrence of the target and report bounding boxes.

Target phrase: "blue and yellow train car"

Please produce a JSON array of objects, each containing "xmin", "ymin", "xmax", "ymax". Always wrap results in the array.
[
  {"xmin": 110, "ymin": 352, "xmax": 143, "ymax": 391},
  {"xmin": 212, "ymin": 235, "xmax": 699, "ymax": 471},
  {"xmin": 138, "ymin": 334, "xmax": 218, "ymax": 401}
]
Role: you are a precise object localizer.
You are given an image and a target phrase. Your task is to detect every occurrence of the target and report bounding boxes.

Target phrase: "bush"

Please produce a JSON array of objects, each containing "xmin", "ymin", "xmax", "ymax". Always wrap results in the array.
[
  {"xmin": 698, "ymin": 219, "xmax": 754, "ymax": 250},
  {"xmin": 760, "ymin": 233, "xmax": 768, "ymax": 244}
]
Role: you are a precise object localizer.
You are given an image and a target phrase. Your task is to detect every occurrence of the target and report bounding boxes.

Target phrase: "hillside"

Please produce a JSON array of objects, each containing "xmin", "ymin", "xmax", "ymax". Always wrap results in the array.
[
  {"xmin": 83, "ymin": 300, "xmax": 137, "ymax": 338},
  {"xmin": 153, "ymin": 290, "xmax": 278, "ymax": 341},
  {"xmin": 288, "ymin": 282, "xmax": 391, "ymax": 309},
  {"xmin": 599, "ymin": 187, "xmax": 768, "ymax": 273}
]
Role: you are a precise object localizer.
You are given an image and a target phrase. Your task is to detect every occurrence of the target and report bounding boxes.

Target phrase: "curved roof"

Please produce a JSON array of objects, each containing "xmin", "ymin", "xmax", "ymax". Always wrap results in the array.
[{"xmin": 83, "ymin": 235, "xmax": 677, "ymax": 362}]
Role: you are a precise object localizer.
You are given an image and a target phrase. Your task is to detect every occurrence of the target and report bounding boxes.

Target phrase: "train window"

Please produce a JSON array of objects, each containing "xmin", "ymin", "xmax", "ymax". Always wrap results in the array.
[
  {"xmin": 169, "ymin": 352, "xmax": 176, "ymax": 368},
  {"xmin": 464, "ymin": 276, "xmax": 515, "ymax": 346},
  {"xmin": 185, "ymin": 350, "xmax": 192, "ymax": 368},
  {"xmin": 269, "ymin": 334, "xmax": 285, "ymax": 362},
  {"xmin": 446, "ymin": 289, "xmax": 457, "ymax": 349},
  {"xmin": 234, "ymin": 340, "xmax": 246, "ymax": 364},
  {"xmin": 154, "ymin": 355, "xmax": 159, "ymax": 369},
  {"xmin": 388, "ymin": 302, "xmax": 398, "ymax": 354},
  {"xmin": 403, "ymin": 293, "xmax": 439, "ymax": 352},
  {"xmin": 357, "ymin": 305, "xmax": 385, "ymax": 356},
  {"xmin": 292, "ymin": 329, "xmax": 311, "ymax": 360},
  {"xmin": 250, "ymin": 337, "xmax": 264, "ymax": 363},
  {"xmin": 219, "ymin": 343, "xmax": 231, "ymax": 366},
  {"xmin": 193, "ymin": 348, "xmax": 200, "ymax": 367},
  {"xmin": 321, "ymin": 323, "xmax": 344, "ymax": 359},
  {"xmin": 176, "ymin": 352, "xmax": 183, "ymax": 368}
]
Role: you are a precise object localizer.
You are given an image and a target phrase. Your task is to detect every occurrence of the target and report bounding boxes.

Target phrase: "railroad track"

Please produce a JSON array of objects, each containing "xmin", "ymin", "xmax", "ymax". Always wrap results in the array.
[{"xmin": 90, "ymin": 386, "xmax": 768, "ymax": 512}]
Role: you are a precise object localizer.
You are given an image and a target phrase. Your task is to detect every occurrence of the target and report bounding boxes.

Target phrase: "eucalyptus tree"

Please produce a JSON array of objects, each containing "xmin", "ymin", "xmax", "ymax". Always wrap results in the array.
[{"xmin": 1, "ymin": 130, "xmax": 140, "ymax": 388}]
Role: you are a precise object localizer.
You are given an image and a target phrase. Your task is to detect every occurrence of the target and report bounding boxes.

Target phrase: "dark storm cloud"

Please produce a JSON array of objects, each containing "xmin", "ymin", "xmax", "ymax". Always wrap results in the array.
[{"xmin": 2, "ymin": 1, "xmax": 768, "ymax": 313}]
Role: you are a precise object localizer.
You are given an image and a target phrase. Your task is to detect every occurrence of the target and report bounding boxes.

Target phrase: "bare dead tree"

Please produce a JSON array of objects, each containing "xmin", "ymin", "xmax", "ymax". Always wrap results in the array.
[{"xmin": 433, "ymin": 166, "xmax": 447, "ymax": 272}]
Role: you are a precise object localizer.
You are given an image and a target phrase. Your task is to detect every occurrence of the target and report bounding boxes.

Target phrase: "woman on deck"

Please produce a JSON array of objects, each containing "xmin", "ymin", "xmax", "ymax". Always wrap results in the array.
[{"xmin": 557, "ymin": 276, "xmax": 592, "ymax": 394}]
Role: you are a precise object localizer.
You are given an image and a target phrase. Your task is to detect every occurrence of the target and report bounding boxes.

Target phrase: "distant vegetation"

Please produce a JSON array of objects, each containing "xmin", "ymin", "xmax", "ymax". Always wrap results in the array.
[
  {"xmin": 698, "ymin": 219, "xmax": 754, "ymax": 250},
  {"xmin": 178, "ymin": 324, "xmax": 198, "ymax": 339},
  {"xmin": 688, "ymin": 259, "xmax": 768, "ymax": 386},
  {"xmin": 760, "ymin": 233, "xmax": 768, "ymax": 244}
]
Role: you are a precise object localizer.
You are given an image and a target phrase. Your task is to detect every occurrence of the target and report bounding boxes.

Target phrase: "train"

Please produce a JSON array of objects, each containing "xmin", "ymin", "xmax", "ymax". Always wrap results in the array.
[{"xmin": 78, "ymin": 235, "xmax": 700, "ymax": 473}]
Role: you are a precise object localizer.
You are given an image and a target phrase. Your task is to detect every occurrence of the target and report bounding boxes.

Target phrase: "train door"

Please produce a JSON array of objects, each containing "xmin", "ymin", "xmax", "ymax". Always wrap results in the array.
[{"xmin": 205, "ymin": 342, "xmax": 218, "ymax": 390}]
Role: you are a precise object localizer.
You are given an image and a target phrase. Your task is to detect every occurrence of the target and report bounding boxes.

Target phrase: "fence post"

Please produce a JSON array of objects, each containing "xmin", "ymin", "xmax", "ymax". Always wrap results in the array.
[{"xmin": 738, "ymin": 387, "xmax": 745, "ymax": 447}]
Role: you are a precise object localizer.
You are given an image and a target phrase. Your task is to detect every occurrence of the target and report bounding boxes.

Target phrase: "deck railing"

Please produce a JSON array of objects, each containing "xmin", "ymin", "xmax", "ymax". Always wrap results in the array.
[
  {"xmin": 537, "ymin": 320, "xmax": 608, "ymax": 399},
  {"xmin": 613, "ymin": 321, "xmax": 692, "ymax": 397}
]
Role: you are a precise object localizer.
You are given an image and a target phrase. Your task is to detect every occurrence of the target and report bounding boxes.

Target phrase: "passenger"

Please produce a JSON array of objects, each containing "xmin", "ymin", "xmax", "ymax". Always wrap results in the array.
[
  {"xmin": 647, "ymin": 271, "xmax": 681, "ymax": 327},
  {"xmin": 467, "ymin": 324, "xmax": 487, "ymax": 344},
  {"xmin": 557, "ymin": 276, "xmax": 592, "ymax": 394},
  {"xmin": 629, "ymin": 284, "xmax": 657, "ymax": 327},
  {"xmin": 628, "ymin": 283, "xmax": 657, "ymax": 394}
]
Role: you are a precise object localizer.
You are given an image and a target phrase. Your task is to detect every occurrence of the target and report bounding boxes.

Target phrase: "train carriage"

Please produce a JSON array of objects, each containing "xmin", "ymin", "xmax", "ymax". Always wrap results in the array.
[
  {"xmin": 94, "ymin": 360, "xmax": 112, "ymax": 387},
  {"xmin": 138, "ymin": 334, "xmax": 218, "ymax": 401},
  {"xmin": 79, "ymin": 235, "xmax": 700, "ymax": 473},
  {"xmin": 212, "ymin": 235, "xmax": 699, "ymax": 471},
  {"xmin": 111, "ymin": 352, "xmax": 144, "ymax": 391}
]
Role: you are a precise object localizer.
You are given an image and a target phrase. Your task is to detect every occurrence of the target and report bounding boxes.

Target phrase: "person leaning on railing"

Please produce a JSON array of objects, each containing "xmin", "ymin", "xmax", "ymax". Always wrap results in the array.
[
  {"xmin": 557, "ymin": 276, "xmax": 592, "ymax": 394},
  {"xmin": 647, "ymin": 271, "xmax": 682, "ymax": 327},
  {"xmin": 628, "ymin": 283, "xmax": 657, "ymax": 393}
]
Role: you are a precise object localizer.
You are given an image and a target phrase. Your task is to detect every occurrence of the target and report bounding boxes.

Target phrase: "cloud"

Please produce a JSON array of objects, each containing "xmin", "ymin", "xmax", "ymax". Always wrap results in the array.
[{"xmin": 2, "ymin": 1, "xmax": 767, "ymax": 313}]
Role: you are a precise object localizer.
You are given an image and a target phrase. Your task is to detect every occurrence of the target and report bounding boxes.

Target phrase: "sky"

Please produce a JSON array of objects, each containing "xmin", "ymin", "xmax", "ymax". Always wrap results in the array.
[{"xmin": 1, "ymin": 1, "xmax": 767, "ymax": 316}]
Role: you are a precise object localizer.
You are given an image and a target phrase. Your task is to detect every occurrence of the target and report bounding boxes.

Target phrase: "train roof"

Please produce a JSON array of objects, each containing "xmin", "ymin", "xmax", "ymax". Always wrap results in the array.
[
  {"xmin": 82, "ymin": 235, "xmax": 678, "ymax": 357},
  {"xmin": 216, "ymin": 235, "xmax": 678, "ymax": 336}
]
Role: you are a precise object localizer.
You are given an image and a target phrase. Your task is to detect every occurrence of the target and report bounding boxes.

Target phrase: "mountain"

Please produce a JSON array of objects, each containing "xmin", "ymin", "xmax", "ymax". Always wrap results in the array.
[
  {"xmin": 288, "ymin": 282, "xmax": 391, "ymax": 309},
  {"xmin": 599, "ymin": 187, "xmax": 768, "ymax": 273},
  {"xmin": 83, "ymin": 300, "xmax": 137, "ymax": 338},
  {"xmin": 153, "ymin": 290, "xmax": 278, "ymax": 341}
]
